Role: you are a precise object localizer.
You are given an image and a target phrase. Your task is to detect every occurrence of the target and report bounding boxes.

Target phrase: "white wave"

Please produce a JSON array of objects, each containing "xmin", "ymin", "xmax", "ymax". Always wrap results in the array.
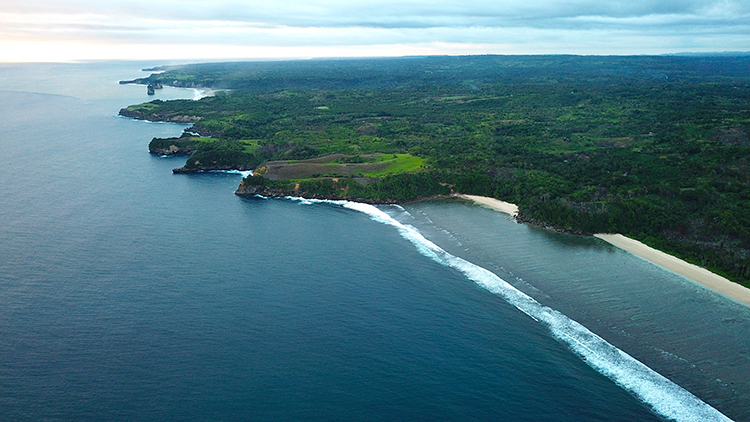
[
  {"xmin": 191, "ymin": 88, "xmax": 216, "ymax": 100},
  {"xmin": 286, "ymin": 196, "xmax": 732, "ymax": 422},
  {"xmin": 208, "ymin": 170, "xmax": 253, "ymax": 177}
]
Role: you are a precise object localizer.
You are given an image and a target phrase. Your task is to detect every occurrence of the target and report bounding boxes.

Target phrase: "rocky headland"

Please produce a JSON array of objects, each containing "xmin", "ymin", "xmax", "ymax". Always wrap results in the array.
[
  {"xmin": 173, "ymin": 164, "xmax": 254, "ymax": 174},
  {"xmin": 233, "ymin": 177, "xmax": 398, "ymax": 204},
  {"xmin": 118, "ymin": 108, "xmax": 202, "ymax": 124},
  {"xmin": 148, "ymin": 140, "xmax": 197, "ymax": 157}
]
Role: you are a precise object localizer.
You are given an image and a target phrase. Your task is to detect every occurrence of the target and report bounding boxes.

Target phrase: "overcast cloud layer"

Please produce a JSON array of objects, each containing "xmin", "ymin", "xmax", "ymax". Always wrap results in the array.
[{"xmin": 1, "ymin": 0, "xmax": 748, "ymax": 61}]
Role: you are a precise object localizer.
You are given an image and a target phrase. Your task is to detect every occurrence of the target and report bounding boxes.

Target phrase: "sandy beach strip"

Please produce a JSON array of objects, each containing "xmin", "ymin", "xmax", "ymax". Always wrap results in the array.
[
  {"xmin": 455, "ymin": 194, "xmax": 519, "ymax": 217},
  {"xmin": 595, "ymin": 234, "xmax": 750, "ymax": 307},
  {"xmin": 455, "ymin": 194, "xmax": 750, "ymax": 306}
]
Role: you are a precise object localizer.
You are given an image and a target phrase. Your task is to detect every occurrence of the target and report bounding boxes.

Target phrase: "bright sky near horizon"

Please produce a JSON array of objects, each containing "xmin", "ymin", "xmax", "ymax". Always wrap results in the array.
[{"xmin": 1, "ymin": 0, "xmax": 748, "ymax": 62}]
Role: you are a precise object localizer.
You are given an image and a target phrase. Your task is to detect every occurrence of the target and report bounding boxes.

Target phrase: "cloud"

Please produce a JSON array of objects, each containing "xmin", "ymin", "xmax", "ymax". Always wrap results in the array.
[
  {"xmin": 0, "ymin": 0, "xmax": 748, "ymax": 61},
  {"xmin": 5, "ymin": 0, "xmax": 750, "ymax": 26}
]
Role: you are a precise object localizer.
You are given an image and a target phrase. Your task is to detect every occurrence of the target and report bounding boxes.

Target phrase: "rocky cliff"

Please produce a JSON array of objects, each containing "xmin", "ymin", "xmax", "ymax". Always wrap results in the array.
[
  {"xmin": 118, "ymin": 108, "xmax": 202, "ymax": 124},
  {"xmin": 234, "ymin": 177, "xmax": 396, "ymax": 204}
]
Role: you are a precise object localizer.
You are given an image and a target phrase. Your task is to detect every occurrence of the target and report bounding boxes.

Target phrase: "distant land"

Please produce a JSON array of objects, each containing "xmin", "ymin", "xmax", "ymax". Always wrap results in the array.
[
  {"xmin": 119, "ymin": 54, "xmax": 750, "ymax": 288},
  {"xmin": 667, "ymin": 51, "xmax": 750, "ymax": 57}
]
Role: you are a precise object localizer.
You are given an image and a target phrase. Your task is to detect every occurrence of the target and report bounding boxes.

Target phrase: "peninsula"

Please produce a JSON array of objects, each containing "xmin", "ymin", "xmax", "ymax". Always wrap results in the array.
[{"xmin": 120, "ymin": 55, "xmax": 750, "ymax": 290}]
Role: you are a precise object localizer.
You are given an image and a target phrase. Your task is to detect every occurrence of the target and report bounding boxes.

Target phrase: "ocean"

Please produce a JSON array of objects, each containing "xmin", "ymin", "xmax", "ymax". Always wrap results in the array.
[{"xmin": 1, "ymin": 62, "xmax": 748, "ymax": 421}]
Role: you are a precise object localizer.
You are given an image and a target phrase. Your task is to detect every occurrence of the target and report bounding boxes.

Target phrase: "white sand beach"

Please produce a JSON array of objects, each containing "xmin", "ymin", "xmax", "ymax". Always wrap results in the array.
[
  {"xmin": 455, "ymin": 194, "xmax": 519, "ymax": 217},
  {"xmin": 457, "ymin": 194, "xmax": 750, "ymax": 307},
  {"xmin": 595, "ymin": 234, "xmax": 750, "ymax": 307}
]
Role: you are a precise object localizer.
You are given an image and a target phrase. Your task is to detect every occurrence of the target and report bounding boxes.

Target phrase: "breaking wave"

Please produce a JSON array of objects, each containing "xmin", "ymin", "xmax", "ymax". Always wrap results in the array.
[
  {"xmin": 209, "ymin": 169, "xmax": 253, "ymax": 177},
  {"xmin": 288, "ymin": 197, "xmax": 732, "ymax": 422}
]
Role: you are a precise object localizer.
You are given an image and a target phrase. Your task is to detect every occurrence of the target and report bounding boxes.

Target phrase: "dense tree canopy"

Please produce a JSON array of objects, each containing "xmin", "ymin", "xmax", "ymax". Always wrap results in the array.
[{"xmin": 122, "ymin": 55, "xmax": 750, "ymax": 286}]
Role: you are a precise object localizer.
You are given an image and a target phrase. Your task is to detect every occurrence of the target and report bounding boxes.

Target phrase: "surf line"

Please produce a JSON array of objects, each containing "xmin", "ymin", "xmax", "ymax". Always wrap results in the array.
[{"xmin": 284, "ymin": 196, "xmax": 732, "ymax": 422}]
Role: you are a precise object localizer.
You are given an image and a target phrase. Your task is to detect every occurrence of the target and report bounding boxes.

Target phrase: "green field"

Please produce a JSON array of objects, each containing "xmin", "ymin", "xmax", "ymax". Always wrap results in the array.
[{"xmin": 258, "ymin": 153, "xmax": 423, "ymax": 180}]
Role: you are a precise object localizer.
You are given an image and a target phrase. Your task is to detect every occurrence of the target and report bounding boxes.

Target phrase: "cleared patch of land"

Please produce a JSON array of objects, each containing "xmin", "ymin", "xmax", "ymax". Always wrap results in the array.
[{"xmin": 260, "ymin": 153, "xmax": 423, "ymax": 180}]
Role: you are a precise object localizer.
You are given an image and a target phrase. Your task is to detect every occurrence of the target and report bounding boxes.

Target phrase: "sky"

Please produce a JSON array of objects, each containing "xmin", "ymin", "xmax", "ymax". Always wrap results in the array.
[{"xmin": 1, "ymin": 0, "xmax": 749, "ymax": 62}]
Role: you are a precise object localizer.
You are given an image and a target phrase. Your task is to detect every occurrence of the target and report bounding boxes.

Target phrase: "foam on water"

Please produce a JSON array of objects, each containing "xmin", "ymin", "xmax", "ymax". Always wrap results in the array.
[
  {"xmin": 209, "ymin": 169, "xmax": 253, "ymax": 177},
  {"xmin": 191, "ymin": 88, "xmax": 215, "ymax": 100},
  {"xmin": 288, "ymin": 197, "xmax": 732, "ymax": 422}
]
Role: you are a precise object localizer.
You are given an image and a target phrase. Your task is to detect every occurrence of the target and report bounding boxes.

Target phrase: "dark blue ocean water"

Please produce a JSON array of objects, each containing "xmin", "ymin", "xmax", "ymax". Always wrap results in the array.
[{"xmin": 1, "ymin": 62, "xmax": 748, "ymax": 421}]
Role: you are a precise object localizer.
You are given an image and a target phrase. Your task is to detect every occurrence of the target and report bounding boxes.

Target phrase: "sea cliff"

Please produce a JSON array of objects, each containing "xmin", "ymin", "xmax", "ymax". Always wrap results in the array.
[
  {"xmin": 234, "ymin": 176, "xmax": 398, "ymax": 204},
  {"xmin": 118, "ymin": 107, "xmax": 201, "ymax": 124}
]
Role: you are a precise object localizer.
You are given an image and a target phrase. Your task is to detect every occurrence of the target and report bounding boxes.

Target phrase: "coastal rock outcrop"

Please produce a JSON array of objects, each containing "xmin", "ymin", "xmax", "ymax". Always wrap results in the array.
[
  {"xmin": 118, "ymin": 108, "xmax": 202, "ymax": 124},
  {"xmin": 149, "ymin": 143, "xmax": 196, "ymax": 157},
  {"xmin": 173, "ymin": 163, "xmax": 254, "ymax": 174},
  {"xmin": 118, "ymin": 78, "xmax": 207, "ymax": 89},
  {"xmin": 234, "ymin": 177, "xmax": 396, "ymax": 204}
]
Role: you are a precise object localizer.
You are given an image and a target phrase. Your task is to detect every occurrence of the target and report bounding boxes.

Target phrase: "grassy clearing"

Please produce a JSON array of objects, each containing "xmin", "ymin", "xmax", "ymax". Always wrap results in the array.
[
  {"xmin": 316, "ymin": 153, "xmax": 424, "ymax": 176},
  {"xmin": 127, "ymin": 103, "xmax": 160, "ymax": 112},
  {"xmin": 363, "ymin": 154, "xmax": 424, "ymax": 176},
  {"xmin": 261, "ymin": 153, "xmax": 425, "ymax": 180},
  {"xmin": 239, "ymin": 139, "xmax": 261, "ymax": 154}
]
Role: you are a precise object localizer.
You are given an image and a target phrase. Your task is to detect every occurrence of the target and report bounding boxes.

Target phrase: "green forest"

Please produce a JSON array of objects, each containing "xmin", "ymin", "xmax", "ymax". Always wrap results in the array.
[{"xmin": 121, "ymin": 55, "xmax": 750, "ymax": 287}]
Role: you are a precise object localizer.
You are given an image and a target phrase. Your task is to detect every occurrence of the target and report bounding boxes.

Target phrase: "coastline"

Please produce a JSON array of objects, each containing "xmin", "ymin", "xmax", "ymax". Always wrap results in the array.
[
  {"xmin": 594, "ymin": 233, "xmax": 750, "ymax": 307},
  {"xmin": 458, "ymin": 194, "xmax": 750, "ymax": 307},
  {"xmin": 454, "ymin": 194, "xmax": 519, "ymax": 217}
]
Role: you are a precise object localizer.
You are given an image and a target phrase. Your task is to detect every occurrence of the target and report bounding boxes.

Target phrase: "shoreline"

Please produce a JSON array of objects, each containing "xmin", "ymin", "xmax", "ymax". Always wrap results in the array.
[
  {"xmin": 594, "ymin": 234, "xmax": 750, "ymax": 307},
  {"xmin": 454, "ymin": 194, "xmax": 519, "ymax": 217},
  {"xmin": 458, "ymin": 194, "xmax": 750, "ymax": 307}
]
